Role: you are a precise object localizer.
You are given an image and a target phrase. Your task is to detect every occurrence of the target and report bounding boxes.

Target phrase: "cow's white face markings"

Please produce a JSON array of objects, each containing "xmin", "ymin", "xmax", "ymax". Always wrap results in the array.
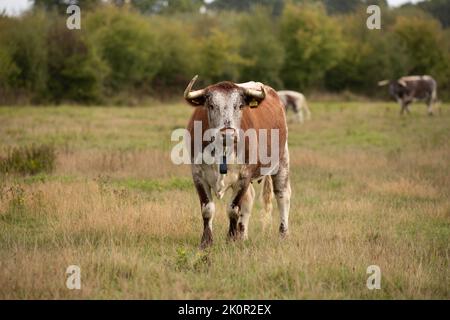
[{"xmin": 206, "ymin": 89, "xmax": 245, "ymax": 131}]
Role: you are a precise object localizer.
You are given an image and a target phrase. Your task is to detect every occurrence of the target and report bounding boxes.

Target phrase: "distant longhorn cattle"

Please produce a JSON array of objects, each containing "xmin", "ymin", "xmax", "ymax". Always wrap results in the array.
[
  {"xmin": 184, "ymin": 76, "xmax": 291, "ymax": 248},
  {"xmin": 378, "ymin": 75, "xmax": 437, "ymax": 115},
  {"xmin": 277, "ymin": 90, "xmax": 311, "ymax": 123}
]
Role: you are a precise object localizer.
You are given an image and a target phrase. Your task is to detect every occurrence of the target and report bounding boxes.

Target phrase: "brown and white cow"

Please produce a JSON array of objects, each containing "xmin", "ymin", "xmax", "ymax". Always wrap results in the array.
[
  {"xmin": 277, "ymin": 90, "xmax": 311, "ymax": 123},
  {"xmin": 378, "ymin": 75, "xmax": 438, "ymax": 115},
  {"xmin": 184, "ymin": 75, "xmax": 291, "ymax": 248}
]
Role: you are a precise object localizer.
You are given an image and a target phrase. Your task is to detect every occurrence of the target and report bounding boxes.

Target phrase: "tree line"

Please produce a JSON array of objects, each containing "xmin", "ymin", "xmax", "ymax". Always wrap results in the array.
[{"xmin": 0, "ymin": 0, "xmax": 449, "ymax": 105}]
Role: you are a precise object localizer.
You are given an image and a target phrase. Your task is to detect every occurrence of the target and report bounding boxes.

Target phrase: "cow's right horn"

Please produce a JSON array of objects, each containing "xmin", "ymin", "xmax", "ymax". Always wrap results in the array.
[
  {"xmin": 184, "ymin": 75, "xmax": 206, "ymax": 102},
  {"xmin": 378, "ymin": 80, "xmax": 389, "ymax": 86}
]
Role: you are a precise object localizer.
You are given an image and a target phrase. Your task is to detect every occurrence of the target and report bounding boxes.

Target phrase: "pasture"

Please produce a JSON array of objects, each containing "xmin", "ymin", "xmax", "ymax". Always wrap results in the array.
[{"xmin": 0, "ymin": 101, "xmax": 449, "ymax": 299}]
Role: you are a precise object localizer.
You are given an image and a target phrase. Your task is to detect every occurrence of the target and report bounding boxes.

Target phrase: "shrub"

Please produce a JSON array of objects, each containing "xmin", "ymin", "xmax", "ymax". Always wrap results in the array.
[
  {"xmin": 0, "ymin": 144, "xmax": 56, "ymax": 176},
  {"xmin": 279, "ymin": 2, "xmax": 345, "ymax": 90},
  {"xmin": 86, "ymin": 7, "xmax": 162, "ymax": 92},
  {"xmin": 46, "ymin": 16, "xmax": 106, "ymax": 103}
]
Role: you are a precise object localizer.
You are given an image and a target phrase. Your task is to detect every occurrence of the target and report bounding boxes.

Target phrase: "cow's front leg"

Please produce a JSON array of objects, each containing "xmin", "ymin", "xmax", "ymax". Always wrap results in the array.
[
  {"xmin": 193, "ymin": 174, "xmax": 215, "ymax": 249},
  {"xmin": 294, "ymin": 103, "xmax": 303, "ymax": 123},
  {"xmin": 227, "ymin": 179, "xmax": 252, "ymax": 241},
  {"xmin": 400, "ymin": 102, "xmax": 407, "ymax": 115}
]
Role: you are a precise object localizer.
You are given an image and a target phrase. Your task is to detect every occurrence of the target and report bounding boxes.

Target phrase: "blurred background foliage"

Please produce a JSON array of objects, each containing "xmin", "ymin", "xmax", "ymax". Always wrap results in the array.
[{"xmin": 0, "ymin": 0, "xmax": 449, "ymax": 104}]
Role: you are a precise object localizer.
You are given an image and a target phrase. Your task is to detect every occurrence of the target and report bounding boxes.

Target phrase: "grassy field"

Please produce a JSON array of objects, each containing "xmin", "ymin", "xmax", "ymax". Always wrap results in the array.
[{"xmin": 0, "ymin": 101, "xmax": 449, "ymax": 299}]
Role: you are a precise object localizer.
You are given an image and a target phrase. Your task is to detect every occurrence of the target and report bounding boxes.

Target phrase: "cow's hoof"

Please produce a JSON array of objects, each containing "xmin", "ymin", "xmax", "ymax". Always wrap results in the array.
[
  {"xmin": 428, "ymin": 113, "xmax": 434, "ymax": 117},
  {"xmin": 199, "ymin": 241, "xmax": 212, "ymax": 250},
  {"xmin": 199, "ymin": 229, "xmax": 213, "ymax": 249},
  {"xmin": 279, "ymin": 224, "xmax": 289, "ymax": 238}
]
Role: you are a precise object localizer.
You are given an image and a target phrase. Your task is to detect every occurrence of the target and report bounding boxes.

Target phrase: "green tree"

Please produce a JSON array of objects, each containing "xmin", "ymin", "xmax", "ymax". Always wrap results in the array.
[
  {"xmin": 280, "ymin": 2, "xmax": 344, "ymax": 90},
  {"xmin": 324, "ymin": 9, "xmax": 409, "ymax": 94},
  {"xmin": 148, "ymin": 16, "xmax": 200, "ymax": 94},
  {"xmin": 0, "ymin": 11, "xmax": 49, "ymax": 102},
  {"xmin": 208, "ymin": 0, "xmax": 283, "ymax": 13},
  {"xmin": 86, "ymin": 7, "xmax": 161, "ymax": 92},
  {"xmin": 34, "ymin": 0, "xmax": 101, "ymax": 13},
  {"xmin": 198, "ymin": 28, "xmax": 247, "ymax": 83},
  {"xmin": 131, "ymin": 0, "xmax": 204, "ymax": 14},
  {"xmin": 46, "ymin": 17, "xmax": 105, "ymax": 103},
  {"xmin": 418, "ymin": 0, "xmax": 450, "ymax": 28},
  {"xmin": 237, "ymin": 6, "xmax": 284, "ymax": 87}
]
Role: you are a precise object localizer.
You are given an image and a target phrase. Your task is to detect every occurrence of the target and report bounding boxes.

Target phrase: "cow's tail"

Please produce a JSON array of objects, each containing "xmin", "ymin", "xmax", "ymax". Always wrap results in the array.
[{"xmin": 260, "ymin": 175, "xmax": 273, "ymax": 229}]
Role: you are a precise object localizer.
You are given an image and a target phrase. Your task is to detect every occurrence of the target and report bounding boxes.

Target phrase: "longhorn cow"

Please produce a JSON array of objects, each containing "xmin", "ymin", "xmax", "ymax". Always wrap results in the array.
[
  {"xmin": 184, "ymin": 76, "xmax": 291, "ymax": 248},
  {"xmin": 378, "ymin": 75, "xmax": 437, "ymax": 115}
]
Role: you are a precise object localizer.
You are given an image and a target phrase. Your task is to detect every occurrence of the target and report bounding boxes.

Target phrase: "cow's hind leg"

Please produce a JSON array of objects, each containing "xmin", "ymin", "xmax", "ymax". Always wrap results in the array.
[
  {"xmin": 272, "ymin": 144, "xmax": 291, "ymax": 237},
  {"xmin": 293, "ymin": 102, "xmax": 303, "ymax": 123}
]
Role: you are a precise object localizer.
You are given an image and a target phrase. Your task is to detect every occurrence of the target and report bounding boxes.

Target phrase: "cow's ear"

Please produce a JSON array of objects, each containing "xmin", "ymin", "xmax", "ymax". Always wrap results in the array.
[
  {"xmin": 185, "ymin": 96, "xmax": 206, "ymax": 107},
  {"xmin": 243, "ymin": 87, "xmax": 266, "ymax": 108},
  {"xmin": 244, "ymin": 96, "xmax": 263, "ymax": 108}
]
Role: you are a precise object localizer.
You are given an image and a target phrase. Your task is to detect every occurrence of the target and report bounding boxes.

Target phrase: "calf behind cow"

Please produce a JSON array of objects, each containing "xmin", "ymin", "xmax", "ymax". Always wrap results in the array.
[
  {"xmin": 378, "ymin": 75, "xmax": 438, "ymax": 115},
  {"xmin": 184, "ymin": 76, "xmax": 291, "ymax": 248}
]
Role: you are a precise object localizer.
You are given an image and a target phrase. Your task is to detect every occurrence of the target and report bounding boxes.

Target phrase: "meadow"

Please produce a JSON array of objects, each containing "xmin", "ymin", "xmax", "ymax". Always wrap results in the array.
[{"xmin": 0, "ymin": 101, "xmax": 449, "ymax": 299}]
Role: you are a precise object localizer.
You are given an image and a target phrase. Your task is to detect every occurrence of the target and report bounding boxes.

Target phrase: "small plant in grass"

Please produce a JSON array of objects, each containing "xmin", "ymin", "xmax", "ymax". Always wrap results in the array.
[
  {"xmin": 0, "ymin": 144, "xmax": 56, "ymax": 176},
  {"xmin": 175, "ymin": 247, "xmax": 211, "ymax": 272}
]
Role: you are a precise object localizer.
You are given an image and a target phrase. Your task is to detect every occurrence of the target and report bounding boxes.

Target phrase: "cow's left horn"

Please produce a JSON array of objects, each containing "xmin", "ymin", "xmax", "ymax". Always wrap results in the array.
[
  {"xmin": 243, "ymin": 86, "xmax": 266, "ymax": 100},
  {"xmin": 184, "ymin": 75, "xmax": 206, "ymax": 100}
]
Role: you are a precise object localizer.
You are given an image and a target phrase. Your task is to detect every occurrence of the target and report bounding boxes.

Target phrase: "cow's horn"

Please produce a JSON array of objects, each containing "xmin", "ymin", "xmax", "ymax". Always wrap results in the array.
[
  {"xmin": 243, "ymin": 86, "xmax": 266, "ymax": 100},
  {"xmin": 378, "ymin": 80, "xmax": 389, "ymax": 86},
  {"xmin": 184, "ymin": 75, "xmax": 206, "ymax": 100},
  {"xmin": 398, "ymin": 79, "xmax": 407, "ymax": 87}
]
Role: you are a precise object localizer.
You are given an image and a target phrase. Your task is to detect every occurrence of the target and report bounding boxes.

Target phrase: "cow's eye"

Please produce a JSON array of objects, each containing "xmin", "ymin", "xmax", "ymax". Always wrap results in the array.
[
  {"xmin": 238, "ymin": 104, "xmax": 245, "ymax": 110},
  {"xmin": 208, "ymin": 104, "xmax": 214, "ymax": 110}
]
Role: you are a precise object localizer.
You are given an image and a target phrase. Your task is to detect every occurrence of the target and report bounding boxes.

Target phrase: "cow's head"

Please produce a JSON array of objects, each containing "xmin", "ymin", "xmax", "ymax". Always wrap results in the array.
[
  {"xmin": 184, "ymin": 75, "xmax": 266, "ymax": 140},
  {"xmin": 378, "ymin": 79, "xmax": 409, "ymax": 98}
]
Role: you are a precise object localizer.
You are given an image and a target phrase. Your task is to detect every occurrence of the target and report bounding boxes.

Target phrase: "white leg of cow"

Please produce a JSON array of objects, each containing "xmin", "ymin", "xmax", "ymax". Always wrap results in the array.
[
  {"xmin": 238, "ymin": 183, "xmax": 255, "ymax": 240},
  {"xmin": 272, "ymin": 144, "xmax": 291, "ymax": 236}
]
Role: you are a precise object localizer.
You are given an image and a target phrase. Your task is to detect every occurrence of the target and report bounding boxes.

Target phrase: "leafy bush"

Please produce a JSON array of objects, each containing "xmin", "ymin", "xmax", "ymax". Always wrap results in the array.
[
  {"xmin": 0, "ymin": 144, "xmax": 56, "ymax": 176},
  {"xmin": 279, "ymin": 2, "xmax": 345, "ymax": 90},
  {"xmin": 238, "ymin": 6, "xmax": 284, "ymax": 87},
  {"xmin": 46, "ymin": 16, "xmax": 106, "ymax": 103},
  {"xmin": 86, "ymin": 7, "xmax": 161, "ymax": 92}
]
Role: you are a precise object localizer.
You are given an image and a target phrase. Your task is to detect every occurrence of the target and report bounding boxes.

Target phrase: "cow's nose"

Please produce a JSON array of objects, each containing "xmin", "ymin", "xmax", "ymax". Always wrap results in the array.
[{"xmin": 220, "ymin": 127, "xmax": 236, "ymax": 141}]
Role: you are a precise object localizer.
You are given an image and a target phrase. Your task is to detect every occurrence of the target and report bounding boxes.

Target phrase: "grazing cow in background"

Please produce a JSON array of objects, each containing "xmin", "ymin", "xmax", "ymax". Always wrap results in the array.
[
  {"xmin": 277, "ymin": 90, "xmax": 311, "ymax": 123},
  {"xmin": 378, "ymin": 75, "xmax": 437, "ymax": 116},
  {"xmin": 184, "ymin": 75, "xmax": 291, "ymax": 249}
]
